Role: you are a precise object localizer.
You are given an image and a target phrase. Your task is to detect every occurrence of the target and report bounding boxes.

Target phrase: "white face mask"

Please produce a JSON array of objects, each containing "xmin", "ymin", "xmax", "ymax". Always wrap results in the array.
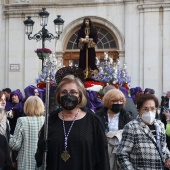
[{"xmin": 141, "ymin": 111, "xmax": 156, "ymax": 125}]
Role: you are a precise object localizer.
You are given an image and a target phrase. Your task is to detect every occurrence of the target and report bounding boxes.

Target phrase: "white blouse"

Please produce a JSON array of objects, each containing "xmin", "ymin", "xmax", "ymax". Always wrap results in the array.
[{"xmin": 108, "ymin": 112, "xmax": 120, "ymax": 131}]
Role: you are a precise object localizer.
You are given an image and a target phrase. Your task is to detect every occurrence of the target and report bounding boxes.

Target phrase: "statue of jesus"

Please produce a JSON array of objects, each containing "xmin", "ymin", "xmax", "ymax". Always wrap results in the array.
[{"xmin": 76, "ymin": 17, "xmax": 98, "ymax": 79}]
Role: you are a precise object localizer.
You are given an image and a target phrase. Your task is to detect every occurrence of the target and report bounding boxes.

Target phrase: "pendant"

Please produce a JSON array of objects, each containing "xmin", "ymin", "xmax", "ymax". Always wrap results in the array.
[{"xmin": 61, "ymin": 150, "xmax": 70, "ymax": 162}]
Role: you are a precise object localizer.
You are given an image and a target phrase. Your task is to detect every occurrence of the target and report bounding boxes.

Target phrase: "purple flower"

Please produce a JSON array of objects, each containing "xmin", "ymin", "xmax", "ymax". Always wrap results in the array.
[{"xmin": 93, "ymin": 62, "xmax": 131, "ymax": 87}]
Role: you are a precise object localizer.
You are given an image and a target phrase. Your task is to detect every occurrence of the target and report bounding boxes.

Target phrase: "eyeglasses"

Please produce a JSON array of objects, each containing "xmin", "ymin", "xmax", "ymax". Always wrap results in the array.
[
  {"xmin": 141, "ymin": 107, "xmax": 157, "ymax": 112},
  {"xmin": 60, "ymin": 90, "xmax": 79, "ymax": 96}
]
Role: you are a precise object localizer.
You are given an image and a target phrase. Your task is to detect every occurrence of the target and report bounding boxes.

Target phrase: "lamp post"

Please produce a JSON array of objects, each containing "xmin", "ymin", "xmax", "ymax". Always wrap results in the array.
[
  {"xmin": 24, "ymin": 8, "xmax": 64, "ymax": 170},
  {"xmin": 23, "ymin": 8, "xmax": 64, "ymax": 68}
]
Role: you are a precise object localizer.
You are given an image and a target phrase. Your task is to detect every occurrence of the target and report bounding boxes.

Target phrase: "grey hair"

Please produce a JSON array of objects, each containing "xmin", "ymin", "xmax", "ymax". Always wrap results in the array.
[{"xmin": 103, "ymin": 85, "xmax": 116, "ymax": 95}]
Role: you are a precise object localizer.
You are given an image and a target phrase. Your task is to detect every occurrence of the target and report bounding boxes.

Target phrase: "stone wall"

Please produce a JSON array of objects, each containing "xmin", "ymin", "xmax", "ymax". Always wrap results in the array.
[{"xmin": 1, "ymin": 0, "xmax": 170, "ymax": 100}]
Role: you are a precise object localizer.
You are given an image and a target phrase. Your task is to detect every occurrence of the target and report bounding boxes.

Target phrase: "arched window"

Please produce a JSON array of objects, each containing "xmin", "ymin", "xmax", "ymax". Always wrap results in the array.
[
  {"xmin": 63, "ymin": 24, "xmax": 119, "ymax": 67},
  {"xmin": 66, "ymin": 25, "xmax": 118, "ymax": 50}
]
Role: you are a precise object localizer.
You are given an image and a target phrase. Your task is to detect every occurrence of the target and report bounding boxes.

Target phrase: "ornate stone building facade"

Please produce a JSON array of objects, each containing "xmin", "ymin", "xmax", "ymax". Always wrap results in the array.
[{"xmin": 1, "ymin": 0, "xmax": 170, "ymax": 100}]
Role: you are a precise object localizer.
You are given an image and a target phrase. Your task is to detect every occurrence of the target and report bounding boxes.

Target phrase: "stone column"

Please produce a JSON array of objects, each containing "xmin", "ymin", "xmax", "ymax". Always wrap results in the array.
[
  {"xmin": 138, "ymin": 5, "xmax": 144, "ymax": 88},
  {"xmin": 116, "ymin": 50, "xmax": 125, "ymax": 68},
  {"xmin": 142, "ymin": 4, "xmax": 163, "ymax": 98},
  {"xmin": 162, "ymin": 5, "xmax": 170, "ymax": 93},
  {"xmin": 124, "ymin": 2, "xmax": 140, "ymax": 88},
  {"xmin": 55, "ymin": 51, "xmax": 65, "ymax": 71}
]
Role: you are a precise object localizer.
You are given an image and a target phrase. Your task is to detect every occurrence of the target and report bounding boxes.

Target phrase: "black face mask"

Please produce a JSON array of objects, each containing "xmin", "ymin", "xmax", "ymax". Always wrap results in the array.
[
  {"xmin": 110, "ymin": 104, "xmax": 123, "ymax": 113},
  {"xmin": 60, "ymin": 94, "xmax": 78, "ymax": 110}
]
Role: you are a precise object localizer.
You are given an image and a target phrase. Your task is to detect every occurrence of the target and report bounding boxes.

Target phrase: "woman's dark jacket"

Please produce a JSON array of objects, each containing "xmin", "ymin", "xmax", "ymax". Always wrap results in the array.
[
  {"xmin": 35, "ymin": 107, "xmax": 110, "ymax": 170},
  {"xmin": 96, "ymin": 107, "xmax": 133, "ymax": 132},
  {"xmin": 0, "ymin": 134, "xmax": 13, "ymax": 170}
]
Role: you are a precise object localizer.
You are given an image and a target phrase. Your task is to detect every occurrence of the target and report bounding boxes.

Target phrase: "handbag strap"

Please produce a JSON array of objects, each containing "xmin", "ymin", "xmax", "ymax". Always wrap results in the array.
[{"xmin": 142, "ymin": 128, "xmax": 165, "ymax": 168}]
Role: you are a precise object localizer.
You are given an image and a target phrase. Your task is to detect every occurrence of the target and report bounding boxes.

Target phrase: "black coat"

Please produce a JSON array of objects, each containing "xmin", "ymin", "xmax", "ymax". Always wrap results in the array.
[
  {"xmin": 0, "ymin": 134, "xmax": 13, "ymax": 170},
  {"xmin": 96, "ymin": 107, "xmax": 133, "ymax": 132},
  {"xmin": 35, "ymin": 107, "xmax": 110, "ymax": 170}
]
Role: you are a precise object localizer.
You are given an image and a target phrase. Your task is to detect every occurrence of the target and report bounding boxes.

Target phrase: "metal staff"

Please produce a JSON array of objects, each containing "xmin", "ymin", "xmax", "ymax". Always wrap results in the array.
[
  {"xmin": 42, "ymin": 53, "xmax": 57, "ymax": 169},
  {"xmin": 43, "ymin": 58, "xmax": 51, "ymax": 170}
]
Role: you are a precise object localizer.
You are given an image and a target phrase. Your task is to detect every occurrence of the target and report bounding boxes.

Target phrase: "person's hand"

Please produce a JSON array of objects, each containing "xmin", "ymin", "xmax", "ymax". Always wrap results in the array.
[
  {"xmin": 83, "ymin": 39, "xmax": 89, "ymax": 43},
  {"xmin": 164, "ymin": 158, "xmax": 170, "ymax": 168},
  {"xmin": 79, "ymin": 38, "xmax": 85, "ymax": 43}
]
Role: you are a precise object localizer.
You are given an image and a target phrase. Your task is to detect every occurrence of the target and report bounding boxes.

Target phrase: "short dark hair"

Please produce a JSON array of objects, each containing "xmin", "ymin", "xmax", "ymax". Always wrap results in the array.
[
  {"xmin": 149, "ymin": 89, "xmax": 155, "ymax": 95},
  {"xmin": 136, "ymin": 94, "xmax": 159, "ymax": 110},
  {"xmin": 2, "ymin": 88, "xmax": 11, "ymax": 94}
]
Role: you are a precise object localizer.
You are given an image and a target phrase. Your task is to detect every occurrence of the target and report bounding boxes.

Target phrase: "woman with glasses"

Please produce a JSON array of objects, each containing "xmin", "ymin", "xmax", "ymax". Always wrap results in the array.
[
  {"xmin": 35, "ymin": 74, "xmax": 110, "ymax": 170},
  {"xmin": 116, "ymin": 94, "xmax": 170, "ymax": 170}
]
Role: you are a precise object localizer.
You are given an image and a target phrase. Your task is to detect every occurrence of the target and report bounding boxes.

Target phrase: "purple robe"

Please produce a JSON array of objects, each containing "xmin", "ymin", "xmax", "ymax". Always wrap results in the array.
[
  {"xmin": 24, "ymin": 85, "xmax": 45, "ymax": 103},
  {"xmin": 6, "ymin": 101, "xmax": 24, "ymax": 134},
  {"xmin": 86, "ymin": 90, "xmax": 103, "ymax": 112},
  {"xmin": 76, "ymin": 28, "xmax": 98, "ymax": 71}
]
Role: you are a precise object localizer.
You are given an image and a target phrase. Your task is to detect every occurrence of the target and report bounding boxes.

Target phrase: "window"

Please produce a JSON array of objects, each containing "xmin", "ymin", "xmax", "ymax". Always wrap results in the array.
[{"xmin": 66, "ymin": 26, "xmax": 117, "ymax": 50}]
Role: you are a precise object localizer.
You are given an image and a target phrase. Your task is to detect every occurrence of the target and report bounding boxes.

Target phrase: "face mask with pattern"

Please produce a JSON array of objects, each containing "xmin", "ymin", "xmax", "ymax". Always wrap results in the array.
[{"xmin": 60, "ymin": 94, "xmax": 78, "ymax": 110}]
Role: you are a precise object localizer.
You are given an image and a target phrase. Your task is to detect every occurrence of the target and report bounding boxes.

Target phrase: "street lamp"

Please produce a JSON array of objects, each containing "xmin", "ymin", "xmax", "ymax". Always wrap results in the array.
[
  {"xmin": 24, "ymin": 8, "xmax": 64, "ymax": 170},
  {"xmin": 24, "ymin": 8, "xmax": 64, "ymax": 67}
]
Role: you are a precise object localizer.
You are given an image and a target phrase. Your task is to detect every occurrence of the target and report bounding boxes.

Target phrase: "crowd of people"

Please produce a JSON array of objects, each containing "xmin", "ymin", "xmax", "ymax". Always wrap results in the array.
[{"xmin": 1, "ymin": 76, "xmax": 170, "ymax": 170}]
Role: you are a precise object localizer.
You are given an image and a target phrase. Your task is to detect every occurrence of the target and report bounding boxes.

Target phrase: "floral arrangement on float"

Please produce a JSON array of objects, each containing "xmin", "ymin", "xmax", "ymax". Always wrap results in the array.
[
  {"xmin": 35, "ymin": 49, "xmax": 58, "ymax": 89},
  {"xmin": 93, "ymin": 62, "xmax": 131, "ymax": 86},
  {"xmin": 85, "ymin": 52, "xmax": 131, "ymax": 98}
]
